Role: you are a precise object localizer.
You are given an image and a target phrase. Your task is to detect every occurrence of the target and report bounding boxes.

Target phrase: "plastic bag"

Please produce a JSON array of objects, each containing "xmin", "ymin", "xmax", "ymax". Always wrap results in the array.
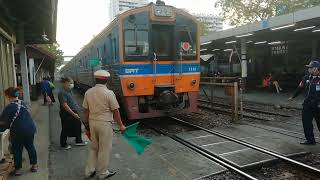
[
  {"xmin": 46, "ymin": 95, "xmax": 52, "ymax": 104},
  {"xmin": 49, "ymin": 81, "xmax": 55, "ymax": 89}
]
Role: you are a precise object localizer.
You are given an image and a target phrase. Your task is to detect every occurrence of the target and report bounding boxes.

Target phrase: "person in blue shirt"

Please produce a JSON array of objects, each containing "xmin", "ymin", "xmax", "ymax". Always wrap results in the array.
[
  {"xmin": 0, "ymin": 87, "xmax": 38, "ymax": 176},
  {"xmin": 41, "ymin": 77, "xmax": 55, "ymax": 105},
  {"xmin": 289, "ymin": 60, "xmax": 320, "ymax": 145}
]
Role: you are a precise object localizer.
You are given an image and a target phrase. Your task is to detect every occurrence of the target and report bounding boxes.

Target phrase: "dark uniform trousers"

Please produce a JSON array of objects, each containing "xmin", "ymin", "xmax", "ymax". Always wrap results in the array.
[
  {"xmin": 59, "ymin": 109, "xmax": 82, "ymax": 147},
  {"xmin": 302, "ymin": 103, "xmax": 320, "ymax": 143}
]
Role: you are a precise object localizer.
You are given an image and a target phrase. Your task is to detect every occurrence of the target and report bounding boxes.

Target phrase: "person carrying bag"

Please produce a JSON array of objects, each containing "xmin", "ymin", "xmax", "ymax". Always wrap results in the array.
[{"xmin": 0, "ymin": 87, "xmax": 38, "ymax": 176}]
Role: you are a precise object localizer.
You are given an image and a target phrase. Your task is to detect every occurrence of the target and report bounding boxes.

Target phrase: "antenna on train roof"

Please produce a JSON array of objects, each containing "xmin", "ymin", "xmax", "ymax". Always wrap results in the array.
[{"xmin": 156, "ymin": 0, "xmax": 165, "ymax": 5}]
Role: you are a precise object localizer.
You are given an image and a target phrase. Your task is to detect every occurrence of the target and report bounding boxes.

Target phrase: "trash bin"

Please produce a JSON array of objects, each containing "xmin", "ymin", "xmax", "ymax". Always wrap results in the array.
[
  {"xmin": 224, "ymin": 86, "xmax": 234, "ymax": 96},
  {"xmin": 30, "ymin": 85, "xmax": 38, "ymax": 101}
]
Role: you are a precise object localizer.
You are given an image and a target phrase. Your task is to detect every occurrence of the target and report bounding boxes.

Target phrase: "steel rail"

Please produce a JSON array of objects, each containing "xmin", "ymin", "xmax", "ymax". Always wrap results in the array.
[
  {"xmin": 198, "ymin": 104, "xmax": 272, "ymax": 121},
  {"xmin": 198, "ymin": 99, "xmax": 291, "ymax": 117}
]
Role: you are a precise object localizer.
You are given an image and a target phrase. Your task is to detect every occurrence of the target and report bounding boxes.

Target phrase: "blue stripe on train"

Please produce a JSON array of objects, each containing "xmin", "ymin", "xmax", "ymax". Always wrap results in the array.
[{"xmin": 102, "ymin": 64, "xmax": 200, "ymax": 75}]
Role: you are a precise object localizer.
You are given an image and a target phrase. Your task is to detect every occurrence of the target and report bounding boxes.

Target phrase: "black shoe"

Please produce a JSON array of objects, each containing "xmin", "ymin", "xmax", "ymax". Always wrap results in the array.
[
  {"xmin": 61, "ymin": 145, "xmax": 72, "ymax": 150},
  {"xmin": 103, "ymin": 171, "xmax": 116, "ymax": 179},
  {"xmin": 300, "ymin": 141, "xmax": 316, "ymax": 145},
  {"xmin": 89, "ymin": 171, "xmax": 96, "ymax": 178}
]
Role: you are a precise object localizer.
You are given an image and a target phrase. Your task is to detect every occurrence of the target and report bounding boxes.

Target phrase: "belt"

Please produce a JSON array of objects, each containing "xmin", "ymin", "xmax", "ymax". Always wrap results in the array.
[{"xmin": 89, "ymin": 119, "xmax": 112, "ymax": 123}]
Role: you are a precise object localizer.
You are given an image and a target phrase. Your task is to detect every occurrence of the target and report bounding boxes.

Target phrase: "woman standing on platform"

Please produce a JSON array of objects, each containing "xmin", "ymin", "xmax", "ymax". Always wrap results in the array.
[
  {"xmin": 0, "ymin": 87, "xmax": 38, "ymax": 176},
  {"xmin": 58, "ymin": 77, "xmax": 87, "ymax": 149}
]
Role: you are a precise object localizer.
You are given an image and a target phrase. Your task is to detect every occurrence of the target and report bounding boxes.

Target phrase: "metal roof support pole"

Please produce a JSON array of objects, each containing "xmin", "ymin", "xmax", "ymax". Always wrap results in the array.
[
  {"xmin": 239, "ymin": 39, "xmax": 247, "ymax": 119},
  {"xmin": 11, "ymin": 43, "xmax": 17, "ymax": 87},
  {"xmin": 18, "ymin": 24, "xmax": 30, "ymax": 106},
  {"xmin": 312, "ymin": 40, "xmax": 318, "ymax": 59},
  {"xmin": 29, "ymin": 58, "xmax": 35, "ymax": 85},
  {"xmin": 240, "ymin": 39, "xmax": 247, "ymax": 87}
]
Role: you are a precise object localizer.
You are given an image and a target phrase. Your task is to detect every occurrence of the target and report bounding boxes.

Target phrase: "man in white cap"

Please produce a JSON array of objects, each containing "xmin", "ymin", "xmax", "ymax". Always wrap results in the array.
[{"xmin": 82, "ymin": 70, "xmax": 126, "ymax": 179}]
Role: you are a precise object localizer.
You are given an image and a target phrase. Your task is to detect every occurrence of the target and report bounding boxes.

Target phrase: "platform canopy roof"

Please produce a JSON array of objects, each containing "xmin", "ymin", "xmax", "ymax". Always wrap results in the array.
[
  {"xmin": 0, "ymin": 0, "xmax": 58, "ymax": 44},
  {"xmin": 200, "ymin": 5, "xmax": 320, "ymax": 54}
]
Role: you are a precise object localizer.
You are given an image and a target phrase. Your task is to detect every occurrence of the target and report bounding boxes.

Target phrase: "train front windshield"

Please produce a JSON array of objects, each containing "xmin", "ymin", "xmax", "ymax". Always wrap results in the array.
[
  {"xmin": 123, "ymin": 11, "xmax": 198, "ymax": 61},
  {"xmin": 152, "ymin": 25, "xmax": 174, "ymax": 59}
]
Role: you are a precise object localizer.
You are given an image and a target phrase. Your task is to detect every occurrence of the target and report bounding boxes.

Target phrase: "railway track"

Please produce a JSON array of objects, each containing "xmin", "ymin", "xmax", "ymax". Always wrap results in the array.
[
  {"xmin": 201, "ymin": 96, "xmax": 303, "ymax": 111},
  {"xmin": 143, "ymin": 121, "xmax": 258, "ymax": 180},
  {"xmin": 198, "ymin": 101, "xmax": 303, "ymax": 128},
  {"xmin": 144, "ymin": 117, "xmax": 320, "ymax": 179},
  {"xmin": 198, "ymin": 103, "xmax": 276, "ymax": 122},
  {"xmin": 198, "ymin": 99, "xmax": 291, "ymax": 117}
]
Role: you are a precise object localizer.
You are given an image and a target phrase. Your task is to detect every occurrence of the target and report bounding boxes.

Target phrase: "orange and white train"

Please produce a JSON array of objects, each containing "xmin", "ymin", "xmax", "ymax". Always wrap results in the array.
[{"xmin": 60, "ymin": 1, "xmax": 200, "ymax": 120}]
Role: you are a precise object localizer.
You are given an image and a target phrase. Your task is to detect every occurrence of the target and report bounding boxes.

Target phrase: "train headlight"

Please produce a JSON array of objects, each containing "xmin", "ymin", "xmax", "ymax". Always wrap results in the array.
[
  {"xmin": 128, "ymin": 82, "xmax": 135, "ymax": 90},
  {"xmin": 191, "ymin": 79, "xmax": 197, "ymax": 85}
]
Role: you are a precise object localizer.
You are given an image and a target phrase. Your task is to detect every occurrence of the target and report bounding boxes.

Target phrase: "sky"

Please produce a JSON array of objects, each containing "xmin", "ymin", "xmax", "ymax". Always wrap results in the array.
[{"xmin": 57, "ymin": 0, "xmax": 220, "ymax": 59}]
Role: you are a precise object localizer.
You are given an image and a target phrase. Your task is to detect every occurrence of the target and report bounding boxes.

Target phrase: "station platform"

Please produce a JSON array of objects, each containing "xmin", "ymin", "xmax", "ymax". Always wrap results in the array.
[{"xmin": 200, "ymin": 86, "xmax": 305, "ymax": 109}]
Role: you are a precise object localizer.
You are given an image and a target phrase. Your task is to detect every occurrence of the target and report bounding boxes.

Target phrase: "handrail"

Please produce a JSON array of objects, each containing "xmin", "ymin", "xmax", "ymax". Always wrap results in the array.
[
  {"xmin": 200, "ymin": 82, "xmax": 234, "ymax": 86},
  {"xmin": 201, "ymin": 76, "xmax": 240, "ymax": 80}
]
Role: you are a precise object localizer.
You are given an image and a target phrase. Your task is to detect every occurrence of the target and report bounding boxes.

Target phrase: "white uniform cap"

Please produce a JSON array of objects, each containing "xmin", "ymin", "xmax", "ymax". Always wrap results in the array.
[{"xmin": 94, "ymin": 70, "xmax": 110, "ymax": 79}]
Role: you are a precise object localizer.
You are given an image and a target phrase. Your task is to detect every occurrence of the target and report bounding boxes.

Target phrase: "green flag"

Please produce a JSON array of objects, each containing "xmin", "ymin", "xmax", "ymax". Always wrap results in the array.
[{"xmin": 122, "ymin": 122, "xmax": 152, "ymax": 155}]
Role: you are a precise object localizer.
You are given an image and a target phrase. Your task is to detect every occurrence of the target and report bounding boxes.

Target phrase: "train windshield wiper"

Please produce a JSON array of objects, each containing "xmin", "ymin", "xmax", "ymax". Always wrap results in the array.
[{"xmin": 183, "ymin": 25, "xmax": 194, "ymax": 46}]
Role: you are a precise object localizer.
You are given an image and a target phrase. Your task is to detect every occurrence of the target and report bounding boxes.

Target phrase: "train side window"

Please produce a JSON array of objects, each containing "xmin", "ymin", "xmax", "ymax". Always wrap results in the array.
[
  {"xmin": 152, "ymin": 25, "xmax": 174, "ymax": 59},
  {"xmin": 107, "ymin": 35, "xmax": 113, "ymax": 64},
  {"xmin": 79, "ymin": 59, "xmax": 83, "ymax": 68},
  {"xmin": 113, "ymin": 38, "xmax": 116, "ymax": 63}
]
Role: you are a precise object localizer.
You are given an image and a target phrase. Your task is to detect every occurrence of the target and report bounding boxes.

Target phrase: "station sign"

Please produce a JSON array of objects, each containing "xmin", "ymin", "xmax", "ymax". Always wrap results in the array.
[{"xmin": 271, "ymin": 45, "xmax": 288, "ymax": 55}]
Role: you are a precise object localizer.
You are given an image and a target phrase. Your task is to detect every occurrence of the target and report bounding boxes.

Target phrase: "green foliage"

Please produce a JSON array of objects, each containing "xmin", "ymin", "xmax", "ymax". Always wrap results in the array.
[
  {"xmin": 215, "ymin": 0, "xmax": 320, "ymax": 26},
  {"xmin": 199, "ymin": 22, "xmax": 210, "ymax": 36},
  {"xmin": 38, "ymin": 43, "xmax": 64, "ymax": 69}
]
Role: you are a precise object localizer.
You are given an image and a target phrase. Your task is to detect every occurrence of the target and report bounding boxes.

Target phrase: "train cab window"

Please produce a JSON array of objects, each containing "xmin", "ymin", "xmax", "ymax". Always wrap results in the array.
[
  {"xmin": 178, "ymin": 30, "xmax": 197, "ymax": 60},
  {"xmin": 152, "ymin": 25, "xmax": 174, "ymax": 59},
  {"xmin": 123, "ymin": 12, "xmax": 150, "ymax": 60},
  {"xmin": 124, "ymin": 28, "xmax": 149, "ymax": 57}
]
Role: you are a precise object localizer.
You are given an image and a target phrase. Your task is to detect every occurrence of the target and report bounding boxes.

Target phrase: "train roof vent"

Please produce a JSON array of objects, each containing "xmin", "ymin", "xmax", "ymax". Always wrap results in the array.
[{"xmin": 156, "ymin": 0, "xmax": 165, "ymax": 5}]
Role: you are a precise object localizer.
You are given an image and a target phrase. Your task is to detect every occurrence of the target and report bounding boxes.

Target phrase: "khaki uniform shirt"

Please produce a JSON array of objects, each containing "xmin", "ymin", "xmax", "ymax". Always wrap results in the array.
[{"xmin": 82, "ymin": 84, "xmax": 120, "ymax": 122}]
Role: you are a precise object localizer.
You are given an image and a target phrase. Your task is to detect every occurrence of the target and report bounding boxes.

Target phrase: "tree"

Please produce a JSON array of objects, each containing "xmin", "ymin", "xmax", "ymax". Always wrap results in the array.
[
  {"xmin": 38, "ymin": 43, "xmax": 64, "ymax": 69},
  {"xmin": 215, "ymin": 0, "xmax": 320, "ymax": 26},
  {"xmin": 199, "ymin": 22, "xmax": 210, "ymax": 36}
]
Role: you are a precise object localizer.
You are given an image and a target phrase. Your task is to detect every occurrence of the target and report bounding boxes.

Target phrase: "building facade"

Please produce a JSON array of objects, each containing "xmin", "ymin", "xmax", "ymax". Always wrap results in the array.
[
  {"xmin": 109, "ymin": 0, "xmax": 149, "ymax": 21},
  {"xmin": 194, "ymin": 13, "xmax": 223, "ymax": 32}
]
